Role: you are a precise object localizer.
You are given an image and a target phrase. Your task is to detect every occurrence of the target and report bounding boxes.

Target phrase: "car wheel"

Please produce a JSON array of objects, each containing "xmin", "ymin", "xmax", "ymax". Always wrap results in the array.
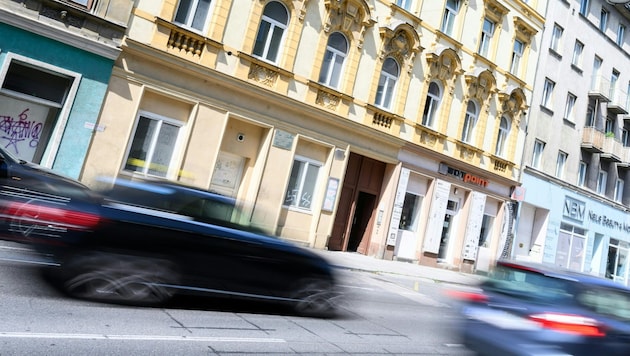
[
  {"xmin": 291, "ymin": 278, "xmax": 343, "ymax": 317},
  {"xmin": 61, "ymin": 253, "xmax": 178, "ymax": 306}
]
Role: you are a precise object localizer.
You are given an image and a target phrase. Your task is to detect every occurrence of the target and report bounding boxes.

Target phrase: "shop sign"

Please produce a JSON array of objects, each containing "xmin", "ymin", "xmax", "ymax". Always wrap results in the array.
[
  {"xmin": 438, "ymin": 163, "xmax": 489, "ymax": 187},
  {"xmin": 563, "ymin": 196, "xmax": 585, "ymax": 223},
  {"xmin": 588, "ymin": 210, "xmax": 630, "ymax": 233}
]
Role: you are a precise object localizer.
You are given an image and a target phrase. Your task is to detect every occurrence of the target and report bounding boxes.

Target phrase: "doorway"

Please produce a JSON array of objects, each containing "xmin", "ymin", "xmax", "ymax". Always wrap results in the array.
[
  {"xmin": 438, "ymin": 199, "xmax": 459, "ymax": 261},
  {"xmin": 347, "ymin": 192, "xmax": 377, "ymax": 252}
]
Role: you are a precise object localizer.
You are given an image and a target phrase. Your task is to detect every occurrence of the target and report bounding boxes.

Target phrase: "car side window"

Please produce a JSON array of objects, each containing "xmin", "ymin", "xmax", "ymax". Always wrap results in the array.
[{"xmin": 577, "ymin": 287, "xmax": 630, "ymax": 321}]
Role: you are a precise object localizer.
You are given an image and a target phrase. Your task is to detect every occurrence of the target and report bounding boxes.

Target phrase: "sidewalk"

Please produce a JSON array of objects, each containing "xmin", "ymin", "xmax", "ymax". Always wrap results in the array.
[{"xmin": 315, "ymin": 250, "xmax": 485, "ymax": 286}]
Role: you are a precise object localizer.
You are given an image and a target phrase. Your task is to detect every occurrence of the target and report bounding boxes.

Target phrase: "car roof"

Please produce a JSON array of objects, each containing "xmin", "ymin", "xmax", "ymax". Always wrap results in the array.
[{"xmin": 496, "ymin": 259, "xmax": 630, "ymax": 290}]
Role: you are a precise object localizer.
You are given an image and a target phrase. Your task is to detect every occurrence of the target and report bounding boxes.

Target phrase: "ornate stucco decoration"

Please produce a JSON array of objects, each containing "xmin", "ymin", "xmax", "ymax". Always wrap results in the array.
[
  {"xmin": 513, "ymin": 17, "xmax": 538, "ymax": 41},
  {"xmin": 426, "ymin": 49, "xmax": 462, "ymax": 85},
  {"xmin": 465, "ymin": 70, "xmax": 496, "ymax": 104},
  {"xmin": 248, "ymin": 63, "xmax": 278, "ymax": 87},
  {"xmin": 484, "ymin": 0, "xmax": 509, "ymax": 21},
  {"xmin": 498, "ymin": 89, "xmax": 527, "ymax": 124},
  {"xmin": 316, "ymin": 90, "xmax": 341, "ymax": 110},
  {"xmin": 323, "ymin": 0, "xmax": 375, "ymax": 48},
  {"xmin": 379, "ymin": 23, "xmax": 422, "ymax": 74},
  {"xmin": 419, "ymin": 129, "xmax": 438, "ymax": 146}
]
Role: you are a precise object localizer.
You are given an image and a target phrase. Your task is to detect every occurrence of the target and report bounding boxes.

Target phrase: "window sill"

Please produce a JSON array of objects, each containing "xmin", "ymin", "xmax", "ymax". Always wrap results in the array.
[
  {"xmin": 540, "ymin": 105, "xmax": 554, "ymax": 116},
  {"xmin": 548, "ymin": 48, "xmax": 562, "ymax": 60},
  {"xmin": 570, "ymin": 63, "xmax": 583, "ymax": 75}
]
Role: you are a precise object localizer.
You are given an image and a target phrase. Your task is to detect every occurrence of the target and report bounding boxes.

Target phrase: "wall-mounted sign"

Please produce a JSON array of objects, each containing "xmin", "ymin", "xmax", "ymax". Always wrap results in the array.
[
  {"xmin": 272, "ymin": 130, "xmax": 294, "ymax": 150},
  {"xmin": 438, "ymin": 163, "xmax": 489, "ymax": 187},
  {"xmin": 322, "ymin": 177, "xmax": 339, "ymax": 212},
  {"xmin": 563, "ymin": 196, "xmax": 585, "ymax": 223}
]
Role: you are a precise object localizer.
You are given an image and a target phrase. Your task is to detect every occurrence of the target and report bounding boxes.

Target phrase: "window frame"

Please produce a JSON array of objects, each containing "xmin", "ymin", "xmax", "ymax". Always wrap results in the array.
[
  {"xmin": 495, "ymin": 116, "xmax": 510, "ymax": 157},
  {"xmin": 532, "ymin": 139, "xmax": 545, "ymax": 169},
  {"xmin": 555, "ymin": 151, "xmax": 568, "ymax": 179},
  {"xmin": 441, "ymin": 0, "xmax": 461, "ymax": 36},
  {"xmin": 478, "ymin": 17, "xmax": 495, "ymax": 57},
  {"xmin": 422, "ymin": 82, "xmax": 442, "ymax": 128},
  {"xmin": 283, "ymin": 156, "xmax": 322, "ymax": 211},
  {"xmin": 318, "ymin": 32, "xmax": 349, "ymax": 89},
  {"xmin": 571, "ymin": 40, "xmax": 584, "ymax": 68},
  {"xmin": 542, "ymin": 78, "xmax": 555, "ymax": 109},
  {"xmin": 174, "ymin": 0, "xmax": 214, "ymax": 33},
  {"xmin": 564, "ymin": 93, "xmax": 577, "ymax": 122},
  {"xmin": 375, "ymin": 57, "xmax": 400, "ymax": 110},
  {"xmin": 461, "ymin": 100, "xmax": 478, "ymax": 143},
  {"xmin": 597, "ymin": 170, "xmax": 608, "ymax": 195},
  {"xmin": 578, "ymin": 161, "xmax": 587, "ymax": 187},
  {"xmin": 615, "ymin": 178, "xmax": 624, "ymax": 203},
  {"xmin": 600, "ymin": 8, "xmax": 608, "ymax": 32},
  {"xmin": 550, "ymin": 23, "xmax": 563, "ymax": 53},
  {"xmin": 579, "ymin": 0, "xmax": 589, "ymax": 16},
  {"xmin": 617, "ymin": 24, "xmax": 626, "ymax": 46},
  {"xmin": 123, "ymin": 111, "xmax": 184, "ymax": 178},
  {"xmin": 396, "ymin": 0, "xmax": 412, "ymax": 11},
  {"xmin": 510, "ymin": 39, "xmax": 524, "ymax": 76},
  {"xmin": 252, "ymin": 1, "xmax": 289, "ymax": 64}
]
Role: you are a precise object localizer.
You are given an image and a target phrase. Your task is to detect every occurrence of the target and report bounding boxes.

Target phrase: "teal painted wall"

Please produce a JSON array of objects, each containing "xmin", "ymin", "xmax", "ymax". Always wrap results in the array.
[{"xmin": 0, "ymin": 23, "xmax": 115, "ymax": 179}]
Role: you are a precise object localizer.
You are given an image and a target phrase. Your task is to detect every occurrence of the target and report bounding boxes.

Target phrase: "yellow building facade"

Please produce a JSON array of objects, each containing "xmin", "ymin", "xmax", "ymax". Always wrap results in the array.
[{"xmin": 81, "ymin": 0, "xmax": 545, "ymax": 272}]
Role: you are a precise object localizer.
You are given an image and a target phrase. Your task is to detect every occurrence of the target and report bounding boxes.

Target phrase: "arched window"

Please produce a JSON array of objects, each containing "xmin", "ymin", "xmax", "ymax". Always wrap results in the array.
[
  {"xmin": 174, "ymin": 0, "xmax": 214, "ymax": 32},
  {"xmin": 375, "ymin": 57, "xmax": 400, "ymax": 109},
  {"xmin": 422, "ymin": 82, "xmax": 441, "ymax": 127},
  {"xmin": 495, "ymin": 116, "xmax": 511, "ymax": 157},
  {"xmin": 253, "ymin": 1, "xmax": 289, "ymax": 63},
  {"xmin": 318, "ymin": 32, "xmax": 348, "ymax": 89},
  {"xmin": 461, "ymin": 101, "xmax": 478, "ymax": 143}
]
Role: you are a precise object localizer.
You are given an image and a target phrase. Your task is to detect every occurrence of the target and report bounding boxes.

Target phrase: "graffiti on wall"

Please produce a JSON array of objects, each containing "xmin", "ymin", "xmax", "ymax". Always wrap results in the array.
[
  {"xmin": 0, "ymin": 108, "xmax": 43, "ymax": 155},
  {"xmin": 0, "ymin": 95, "xmax": 49, "ymax": 162}
]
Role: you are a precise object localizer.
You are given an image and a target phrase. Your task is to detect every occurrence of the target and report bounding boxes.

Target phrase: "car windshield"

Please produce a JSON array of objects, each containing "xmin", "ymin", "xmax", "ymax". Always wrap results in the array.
[{"xmin": 482, "ymin": 264, "xmax": 575, "ymax": 303}]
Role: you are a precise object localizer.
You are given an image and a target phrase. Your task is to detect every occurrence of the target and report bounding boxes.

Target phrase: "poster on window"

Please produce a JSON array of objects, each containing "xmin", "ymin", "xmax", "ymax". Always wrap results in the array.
[
  {"xmin": 423, "ymin": 179, "xmax": 451, "ymax": 254},
  {"xmin": 387, "ymin": 167, "xmax": 410, "ymax": 246},
  {"xmin": 462, "ymin": 192, "xmax": 486, "ymax": 260},
  {"xmin": 0, "ymin": 96, "xmax": 49, "ymax": 162}
]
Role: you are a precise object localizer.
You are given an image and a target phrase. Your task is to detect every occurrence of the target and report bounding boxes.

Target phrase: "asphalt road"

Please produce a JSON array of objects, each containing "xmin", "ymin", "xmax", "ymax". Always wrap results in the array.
[{"xmin": 0, "ymin": 242, "xmax": 473, "ymax": 355}]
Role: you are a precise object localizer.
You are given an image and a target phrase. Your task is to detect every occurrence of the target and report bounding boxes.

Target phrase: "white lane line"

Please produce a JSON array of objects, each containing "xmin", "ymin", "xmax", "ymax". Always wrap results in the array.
[{"xmin": 0, "ymin": 332, "xmax": 285, "ymax": 343}]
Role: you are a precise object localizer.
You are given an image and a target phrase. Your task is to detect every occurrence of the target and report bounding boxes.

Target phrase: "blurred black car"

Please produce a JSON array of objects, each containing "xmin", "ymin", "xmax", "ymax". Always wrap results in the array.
[
  {"xmin": 0, "ymin": 172, "xmax": 342, "ymax": 317},
  {"xmin": 0, "ymin": 146, "xmax": 102, "ymax": 245},
  {"xmin": 450, "ymin": 259, "xmax": 630, "ymax": 356}
]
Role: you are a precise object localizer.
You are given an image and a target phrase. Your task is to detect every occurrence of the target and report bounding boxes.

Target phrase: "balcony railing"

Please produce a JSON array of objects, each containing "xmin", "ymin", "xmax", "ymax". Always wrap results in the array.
[
  {"xmin": 581, "ymin": 127, "xmax": 604, "ymax": 153},
  {"xmin": 608, "ymin": 87, "xmax": 629, "ymax": 114},
  {"xmin": 589, "ymin": 75, "xmax": 612, "ymax": 102},
  {"xmin": 601, "ymin": 136, "xmax": 623, "ymax": 162}
]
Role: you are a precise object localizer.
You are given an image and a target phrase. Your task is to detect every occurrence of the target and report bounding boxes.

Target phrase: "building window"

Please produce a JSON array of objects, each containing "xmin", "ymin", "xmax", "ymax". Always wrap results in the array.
[
  {"xmin": 375, "ymin": 57, "xmax": 400, "ymax": 109},
  {"xmin": 623, "ymin": 128, "xmax": 630, "ymax": 147},
  {"xmin": 542, "ymin": 78, "xmax": 555, "ymax": 109},
  {"xmin": 532, "ymin": 140, "xmax": 545, "ymax": 169},
  {"xmin": 617, "ymin": 24, "xmax": 626, "ymax": 46},
  {"xmin": 396, "ymin": 0, "xmax": 412, "ymax": 11},
  {"xmin": 600, "ymin": 9, "xmax": 608, "ymax": 32},
  {"xmin": 461, "ymin": 101, "xmax": 478, "ymax": 143},
  {"xmin": 422, "ymin": 82, "xmax": 441, "ymax": 128},
  {"xmin": 571, "ymin": 40, "xmax": 584, "ymax": 68},
  {"xmin": 579, "ymin": 0, "xmax": 589, "ymax": 16},
  {"xmin": 478, "ymin": 214, "xmax": 495, "ymax": 248},
  {"xmin": 318, "ymin": 32, "xmax": 348, "ymax": 89},
  {"xmin": 550, "ymin": 24, "xmax": 563, "ymax": 53},
  {"xmin": 564, "ymin": 93, "xmax": 577, "ymax": 122},
  {"xmin": 556, "ymin": 151, "xmax": 567, "ymax": 179},
  {"xmin": 478, "ymin": 18, "xmax": 495, "ymax": 57},
  {"xmin": 174, "ymin": 0, "xmax": 213, "ymax": 32},
  {"xmin": 585, "ymin": 104, "xmax": 595, "ymax": 126},
  {"xmin": 557, "ymin": 223, "xmax": 586, "ymax": 271},
  {"xmin": 578, "ymin": 161, "xmax": 587, "ymax": 187},
  {"xmin": 283, "ymin": 157, "xmax": 321, "ymax": 210},
  {"xmin": 495, "ymin": 116, "xmax": 510, "ymax": 157},
  {"xmin": 441, "ymin": 0, "xmax": 460, "ymax": 37},
  {"xmin": 606, "ymin": 116, "xmax": 615, "ymax": 136},
  {"xmin": 253, "ymin": 1, "xmax": 289, "ymax": 63},
  {"xmin": 597, "ymin": 170, "xmax": 607, "ymax": 195},
  {"xmin": 615, "ymin": 179, "xmax": 624, "ymax": 203},
  {"xmin": 399, "ymin": 193, "xmax": 422, "ymax": 231},
  {"xmin": 611, "ymin": 69, "xmax": 620, "ymax": 101},
  {"xmin": 607, "ymin": 238, "xmax": 629, "ymax": 282},
  {"xmin": 510, "ymin": 39, "xmax": 524, "ymax": 76},
  {"xmin": 124, "ymin": 114, "xmax": 182, "ymax": 177}
]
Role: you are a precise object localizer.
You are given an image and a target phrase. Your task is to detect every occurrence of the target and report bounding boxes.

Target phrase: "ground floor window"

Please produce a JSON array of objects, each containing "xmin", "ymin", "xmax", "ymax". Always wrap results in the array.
[
  {"xmin": 124, "ymin": 113, "xmax": 182, "ymax": 177},
  {"xmin": 478, "ymin": 214, "xmax": 494, "ymax": 248},
  {"xmin": 399, "ymin": 193, "xmax": 422, "ymax": 232},
  {"xmin": 283, "ymin": 157, "xmax": 321, "ymax": 210},
  {"xmin": 556, "ymin": 223, "xmax": 586, "ymax": 271},
  {"xmin": 607, "ymin": 238, "xmax": 629, "ymax": 283},
  {"xmin": 0, "ymin": 54, "xmax": 78, "ymax": 164}
]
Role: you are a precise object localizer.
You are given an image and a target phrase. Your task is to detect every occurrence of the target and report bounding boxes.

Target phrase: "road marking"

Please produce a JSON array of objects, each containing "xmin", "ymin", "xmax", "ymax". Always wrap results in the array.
[{"xmin": 0, "ymin": 332, "xmax": 285, "ymax": 343}]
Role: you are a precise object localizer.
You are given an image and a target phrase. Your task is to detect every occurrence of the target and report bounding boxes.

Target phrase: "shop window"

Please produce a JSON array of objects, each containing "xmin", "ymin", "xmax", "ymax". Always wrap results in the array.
[
  {"xmin": 607, "ymin": 238, "xmax": 629, "ymax": 283},
  {"xmin": 375, "ymin": 57, "xmax": 399, "ymax": 110},
  {"xmin": 283, "ymin": 157, "xmax": 321, "ymax": 210},
  {"xmin": 399, "ymin": 193, "xmax": 422, "ymax": 232},
  {"xmin": 478, "ymin": 214, "xmax": 494, "ymax": 248},
  {"xmin": 174, "ymin": 0, "xmax": 213, "ymax": 32},
  {"xmin": 557, "ymin": 223, "xmax": 586, "ymax": 271},
  {"xmin": 253, "ymin": 1, "xmax": 289, "ymax": 63},
  {"xmin": 318, "ymin": 32, "xmax": 348, "ymax": 89},
  {"xmin": 124, "ymin": 114, "xmax": 182, "ymax": 177}
]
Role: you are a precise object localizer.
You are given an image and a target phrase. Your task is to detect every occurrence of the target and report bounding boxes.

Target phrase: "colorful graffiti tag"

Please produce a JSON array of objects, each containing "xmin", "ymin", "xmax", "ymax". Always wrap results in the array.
[{"xmin": 0, "ymin": 108, "xmax": 43, "ymax": 155}]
